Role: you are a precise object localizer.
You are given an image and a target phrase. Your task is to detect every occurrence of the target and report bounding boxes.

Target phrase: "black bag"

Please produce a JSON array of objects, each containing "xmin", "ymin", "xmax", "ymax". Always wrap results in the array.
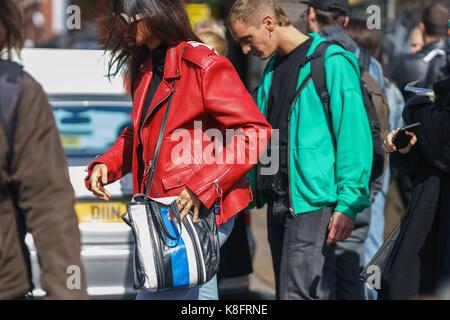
[
  {"xmin": 122, "ymin": 80, "xmax": 220, "ymax": 292},
  {"xmin": 255, "ymin": 73, "xmax": 313, "ymax": 198},
  {"xmin": 309, "ymin": 42, "xmax": 389, "ymax": 183},
  {"xmin": 359, "ymin": 216, "xmax": 404, "ymax": 288}
]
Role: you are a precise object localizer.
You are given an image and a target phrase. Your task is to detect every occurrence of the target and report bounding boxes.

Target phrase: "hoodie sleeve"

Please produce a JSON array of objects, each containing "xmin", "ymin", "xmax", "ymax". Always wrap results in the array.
[{"xmin": 325, "ymin": 53, "xmax": 373, "ymax": 219}]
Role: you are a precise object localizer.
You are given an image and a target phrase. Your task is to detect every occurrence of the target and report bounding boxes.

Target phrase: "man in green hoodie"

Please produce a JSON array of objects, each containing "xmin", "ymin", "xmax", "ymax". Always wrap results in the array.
[{"xmin": 228, "ymin": 0, "xmax": 373, "ymax": 299}]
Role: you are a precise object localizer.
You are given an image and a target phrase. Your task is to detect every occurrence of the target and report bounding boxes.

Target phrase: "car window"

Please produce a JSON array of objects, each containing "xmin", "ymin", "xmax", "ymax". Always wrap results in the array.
[{"xmin": 52, "ymin": 105, "xmax": 132, "ymax": 157}]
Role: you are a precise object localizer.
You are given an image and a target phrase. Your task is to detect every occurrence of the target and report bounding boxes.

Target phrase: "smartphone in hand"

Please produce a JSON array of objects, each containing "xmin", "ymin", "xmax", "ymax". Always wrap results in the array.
[{"xmin": 393, "ymin": 123, "xmax": 422, "ymax": 150}]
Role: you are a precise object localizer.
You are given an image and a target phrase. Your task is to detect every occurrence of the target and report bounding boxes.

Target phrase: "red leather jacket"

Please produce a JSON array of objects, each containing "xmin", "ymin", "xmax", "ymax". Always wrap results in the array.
[{"xmin": 85, "ymin": 41, "xmax": 271, "ymax": 225}]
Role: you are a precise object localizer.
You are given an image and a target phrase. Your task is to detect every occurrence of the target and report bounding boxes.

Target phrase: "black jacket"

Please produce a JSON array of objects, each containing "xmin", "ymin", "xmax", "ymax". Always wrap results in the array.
[
  {"xmin": 392, "ymin": 39, "xmax": 450, "ymax": 97},
  {"xmin": 379, "ymin": 90, "xmax": 450, "ymax": 300}
]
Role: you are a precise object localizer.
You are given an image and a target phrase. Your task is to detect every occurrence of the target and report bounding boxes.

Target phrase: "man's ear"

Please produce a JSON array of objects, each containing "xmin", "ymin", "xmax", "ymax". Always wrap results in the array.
[
  {"xmin": 308, "ymin": 6, "xmax": 317, "ymax": 23},
  {"xmin": 343, "ymin": 16, "xmax": 350, "ymax": 28},
  {"xmin": 262, "ymin": 15, "xmax": 276, "ymax": 32},
  {"xmin": 307, "ymin": 6, "xmax": 320, "ymax": 33},
  {"xmin": 419, "ymin": 22, "xmax": 426, "ymax": 35}
]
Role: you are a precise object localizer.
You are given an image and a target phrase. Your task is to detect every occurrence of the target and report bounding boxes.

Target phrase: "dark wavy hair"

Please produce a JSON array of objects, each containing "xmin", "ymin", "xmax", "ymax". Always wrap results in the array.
[
  {"xmin": 101, "ymin": 0, "xmax": 201, "ymax": 90},
  {"xmin": 0, "ymin": 0, "xmax": 25, "ymax": 57}
]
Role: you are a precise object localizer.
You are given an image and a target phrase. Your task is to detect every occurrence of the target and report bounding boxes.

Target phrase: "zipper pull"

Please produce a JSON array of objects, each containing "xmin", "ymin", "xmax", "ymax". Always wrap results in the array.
[
  {"xmin": 142, "ymin": 161, "xmax": 153, "ymax": 192},
  {"xmin": 144, "ymin": 160, "xmax": 152, "ymax": 175}
]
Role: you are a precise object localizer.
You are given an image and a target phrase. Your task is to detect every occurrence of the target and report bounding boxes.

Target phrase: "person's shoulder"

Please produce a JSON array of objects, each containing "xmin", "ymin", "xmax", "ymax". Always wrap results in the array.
[
  {"xmin": 21, "ymin": 71, "xmax": 46, "ymax": 97},
  {"xmin": 182, "ymin": 41, "xmax": 223, "ymax": 70},
  {"xmin": 17, "ymin": 72, "xmax": 51, "ymax": 119}
]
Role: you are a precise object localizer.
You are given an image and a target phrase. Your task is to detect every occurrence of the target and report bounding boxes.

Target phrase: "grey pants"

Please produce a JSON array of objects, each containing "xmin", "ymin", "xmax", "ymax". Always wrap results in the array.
[{"xmin": 267, "ymin": 200, "xmax": 334, "ymax": 300}]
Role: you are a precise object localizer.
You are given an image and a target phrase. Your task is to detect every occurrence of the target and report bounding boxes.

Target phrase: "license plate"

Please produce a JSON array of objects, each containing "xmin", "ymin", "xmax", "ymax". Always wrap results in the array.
[{"xmin": 75, "ymin": 202, "xmax": 127, "ymax": 223}]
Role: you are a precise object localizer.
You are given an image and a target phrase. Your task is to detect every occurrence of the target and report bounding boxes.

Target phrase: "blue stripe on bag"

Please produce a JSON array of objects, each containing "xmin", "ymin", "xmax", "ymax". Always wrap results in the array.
[{"xmin": 160, "ymin": 207, "xmax": 189, "ymax": 288}]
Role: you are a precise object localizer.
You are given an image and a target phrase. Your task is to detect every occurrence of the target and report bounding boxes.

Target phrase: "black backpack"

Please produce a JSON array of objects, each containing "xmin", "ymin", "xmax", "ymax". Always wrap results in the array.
[
  {"xmin": 0, "ymin": 59, "xmax": 23, "ymax": 159},
  {"xmin": 308, "ymin": 42, "xmax": 389, "ymax": 183}
]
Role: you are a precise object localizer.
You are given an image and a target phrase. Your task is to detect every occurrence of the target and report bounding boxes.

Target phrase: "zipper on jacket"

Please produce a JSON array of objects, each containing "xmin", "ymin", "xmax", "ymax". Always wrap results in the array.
[
  {"xmin": 287, "ymin": 74, "xmax": 313, "ymax": 216},
  {"xmin": 143, "ymin": 160, "xmax": 162, "ymax": 197},
  {"xmin": 195, "ymin": 168, "xmax": 232, "ymax": 196},
  {"xmin": 139, "ymin": 91, "xmax": 173, "ymax": 144},
  {"xmin": 193, "ymin": 168, "xmax": 231, "ymax": 222},
  {"xmin": 139, "ymin": 91, "xmax": 174, "ymax": 169}
]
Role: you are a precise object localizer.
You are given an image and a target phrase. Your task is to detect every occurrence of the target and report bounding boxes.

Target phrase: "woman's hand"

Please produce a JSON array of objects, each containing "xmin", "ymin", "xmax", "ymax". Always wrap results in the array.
[
  {"xmin": 176, "ymin": 188, "xmax": 202, "ymax": 222},
  {"xmin": 383, "ymin": 129, "xmax": 417, "ymax": 154},
  {"xmin": 89, "ymin": 164, "xmax": 111, "ymax": 201}
]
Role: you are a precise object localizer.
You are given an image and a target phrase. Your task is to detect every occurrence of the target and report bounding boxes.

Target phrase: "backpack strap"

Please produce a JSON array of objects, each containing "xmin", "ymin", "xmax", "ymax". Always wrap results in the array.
[
  {"xmin": 309, "ymin": 41, "xmax": 337, "ymax": 147},
  {"xmin": 0, "ymin": 59, "xmax": 23, "ymax": 166},
  {"xmin": 358, "ymin": 46, "xmax": 371, "ymax": 72}
]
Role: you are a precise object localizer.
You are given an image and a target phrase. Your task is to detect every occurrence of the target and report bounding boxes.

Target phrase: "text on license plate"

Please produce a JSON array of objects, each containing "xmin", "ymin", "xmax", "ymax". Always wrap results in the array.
[
  {"xmin": 75, "ymin": 202, "xmax": 127, "ymax": 223},
  {"xmin": 60, "ymin": 135, "xmax": 81, "ymax": 149}
]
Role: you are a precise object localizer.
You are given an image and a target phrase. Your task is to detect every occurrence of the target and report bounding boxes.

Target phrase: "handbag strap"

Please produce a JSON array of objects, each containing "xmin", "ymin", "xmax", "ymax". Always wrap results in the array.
[{"xmin": 145, "ymin": 79, "xmax": 177, "ymax": 196}]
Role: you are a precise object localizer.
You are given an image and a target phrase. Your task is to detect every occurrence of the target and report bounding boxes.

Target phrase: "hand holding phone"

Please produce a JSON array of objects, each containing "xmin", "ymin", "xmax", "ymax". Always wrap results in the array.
[{"xmin": 392, "ymin": 123, "xmax": 421, "ymax": 150}]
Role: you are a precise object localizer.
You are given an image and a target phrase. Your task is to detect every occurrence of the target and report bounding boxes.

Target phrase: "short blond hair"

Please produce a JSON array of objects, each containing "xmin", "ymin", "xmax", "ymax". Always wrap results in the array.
[
  {"xmin": 194, "ymin": 19, "xmax": 228, "ymax": 56},
  {"xmin": 227, "ymin": 0, "xmax": 291, "ymax": 28},
  {"xmin": 197, "ymin": 31, "xmax": 228, "ymax": 56}
]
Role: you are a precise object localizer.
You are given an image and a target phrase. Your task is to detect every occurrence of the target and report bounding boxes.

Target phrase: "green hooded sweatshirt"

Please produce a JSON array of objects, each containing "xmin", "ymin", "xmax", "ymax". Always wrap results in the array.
[{"xmin": 250, "ymin": 33, "xmax": 373, "ymax": 220}]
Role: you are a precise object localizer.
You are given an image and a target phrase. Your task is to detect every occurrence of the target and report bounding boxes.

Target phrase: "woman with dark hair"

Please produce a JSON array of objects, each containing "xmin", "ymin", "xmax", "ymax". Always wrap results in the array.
[{"xmin": 84, "ymin": 0, "xmax": 271, "ymax": 300}]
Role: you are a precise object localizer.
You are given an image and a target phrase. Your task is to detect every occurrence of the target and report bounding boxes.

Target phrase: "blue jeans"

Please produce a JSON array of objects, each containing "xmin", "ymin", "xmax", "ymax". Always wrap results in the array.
[{"xmin": 136, "ymin": 216, "xmax": 235, "ymax": 300}]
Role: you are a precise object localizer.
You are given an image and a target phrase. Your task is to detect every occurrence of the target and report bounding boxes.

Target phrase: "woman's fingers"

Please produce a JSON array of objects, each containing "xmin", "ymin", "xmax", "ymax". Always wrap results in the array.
[
  {"xmin": 90, "ymin": 165, "xmax": 110, "ymax": 200},
  {"xmin": 100, "ymin": 165, "xmax": 108, "ymax": 185},
  {"xmin": 177, "ymin": 188, "xmax": 202, "ymax": 221},
  {"xmin": 383, "ymin": 129, "xmax": 400, "ymax": 153},
  {"xmin": 399, "ymin": 132, "xmax": 417, "ymax": 154},
  {"xmin": 176, "ymin": 190, "xmax": 189, "ymax": 212},
  {"xmin": 99, "ymin": 185, "xmax": 111, "ymax": 199},
  {"xmin": 180, "ymin": 201, "xmax": 193, "ymax": 220},
  {"xmin": 193, "ymin": 205, "xmax": 200, "ymax": 223},
  {"xmin": 408, "ymin": 132, "xmax": 418, "ymax": 146}
]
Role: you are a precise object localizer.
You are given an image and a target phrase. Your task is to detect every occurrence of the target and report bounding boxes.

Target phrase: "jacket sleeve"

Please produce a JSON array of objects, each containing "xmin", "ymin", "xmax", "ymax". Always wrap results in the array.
[
  {"xmin": 84, "ymin": 126, "xmax": 134, "ymax": 190},
  {"xmin": 326, "ymin": 55, "xmax": 373, "ymax": 219},
  {"xmin": 402, "ymin": 96, "xmax": 450, "ymax": 172},
  {"xmin": 185, "ymin": 57, "xmax": 272, "ymax": 209},
  {"xmin": 10, "ymin": 75, "xmax": 88, "ymax": 299}
]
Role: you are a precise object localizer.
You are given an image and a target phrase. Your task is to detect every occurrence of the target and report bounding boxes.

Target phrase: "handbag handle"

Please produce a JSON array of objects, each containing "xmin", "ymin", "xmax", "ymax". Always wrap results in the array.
[
  {"xmin": 151, "ymin": 203, "xmax": 183, "ymax": 246},
  {"xmin": 144, "ymin": 80, "xmax": 177, "ymax": 196}
]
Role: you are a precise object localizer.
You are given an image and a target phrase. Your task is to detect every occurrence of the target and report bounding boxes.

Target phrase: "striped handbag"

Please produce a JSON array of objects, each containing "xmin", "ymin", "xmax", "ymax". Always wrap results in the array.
[
  {"xmin": 122, "ymin": 80, "xmax": 220, "ymax": 291},
  {"xmin": 123, "ymin": 196, "xmax": 219, "ymax": 291}
]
